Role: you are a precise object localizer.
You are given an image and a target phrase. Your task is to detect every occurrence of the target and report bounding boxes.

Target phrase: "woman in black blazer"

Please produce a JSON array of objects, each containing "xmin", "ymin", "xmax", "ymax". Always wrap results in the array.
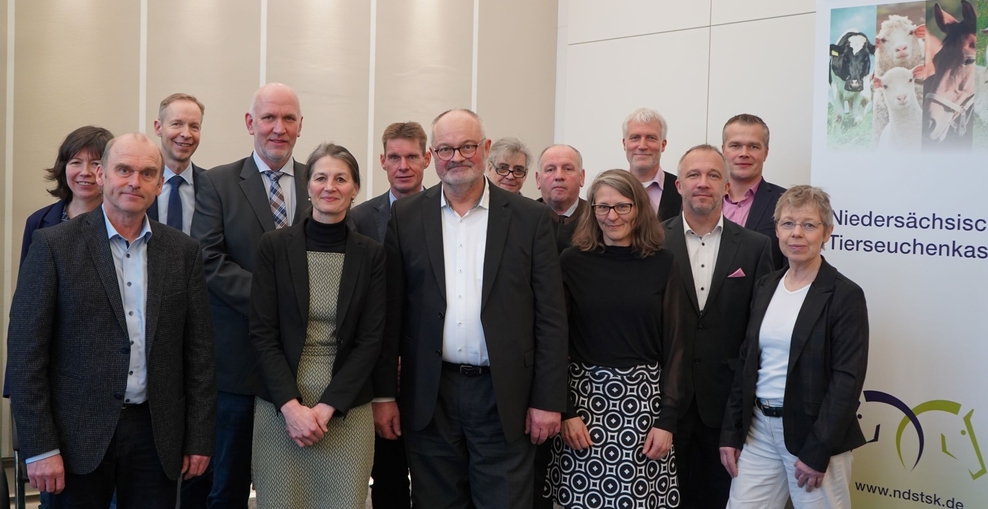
[
  {"xmin": 247, "ymin": 143, "xmax": 386, "ymax": 507},
  {"xmin": 719, "ymin": 185, "xmax": 869, "ymax": 508}
]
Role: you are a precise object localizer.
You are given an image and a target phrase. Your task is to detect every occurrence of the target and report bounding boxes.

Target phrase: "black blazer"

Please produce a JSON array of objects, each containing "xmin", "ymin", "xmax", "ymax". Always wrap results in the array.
[
  {"xmin": 663, "ymin": 215, "xmax": 774, "ymax": 429},
  {"xmin": 720, "ymin": 259, "xmax": 869, "ymax": 472},
  {"xmin": 245, "ymin": 217, "xmax": 386, "ymax": 416},
  {"xmin": 536, "ymin": 197, "xmax": 587, "ymax": 253},
  {"xmin": 351, "ymin": 190, "xmax": 390, "ymax": 243},
  {"xmin": 191, "ymin": 156, "xmax": 307, "ymax": 394},
  {"xmin": 744, "ymin": 178, "xmax": 786, "ymax": 269},
  {"xmin": 19, "ymin": 200, "xmax": 68, "ymax": 267},
  {"xmin": 382, "ymin": 182, "xmax": 569, "ymax": 442},
  {"xmin": 8, "ymin": 207, "xmax": 216, "ymax": 479},
  {"xmin": 658, "ymin": 171, "xmax": 682, "ymax": 222},
  {"xmin": 147, "ymin": 163, "xmax": 205, "ymax": 226}
]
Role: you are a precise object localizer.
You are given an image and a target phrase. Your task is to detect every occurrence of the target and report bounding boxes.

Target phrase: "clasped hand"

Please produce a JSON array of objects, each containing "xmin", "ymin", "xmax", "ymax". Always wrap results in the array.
[{"xmin": 281, "ymin": 399, "xmax": 335, "ymax": 447}]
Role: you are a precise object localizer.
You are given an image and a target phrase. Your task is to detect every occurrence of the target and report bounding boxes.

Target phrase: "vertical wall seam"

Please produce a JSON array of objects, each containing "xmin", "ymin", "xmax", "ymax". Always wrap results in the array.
[
  {"xmin": 704, "ymin": 0, "xmax": 713, "ymax": 143},
  {"xmin": 365, "ymin": 0, "xmax": 377, "ymax": 201},
  {"xmin": 471, "ymin": 0, "xmax": 479, "ymax": 111},
  {"xmin": 139, "ymin": 0, "xmax": 148, "ymax": 133},
  {"xmin": 259, "ymin": 0, "xmax": 268, "ymax": 86},
  {"xmin": 3, "ymin": 0, "xmax": 16, "ymax": 450}
]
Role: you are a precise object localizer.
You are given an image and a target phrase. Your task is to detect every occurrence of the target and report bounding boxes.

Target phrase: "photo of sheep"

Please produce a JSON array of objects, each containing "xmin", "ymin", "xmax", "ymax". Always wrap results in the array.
[
  {"xmin": 828, "ymin": 5, "xmax": 878, "ymax": 150},
  {"xmin": 974, "ymin": 0, "xmax": 988, "ymax": 150},
  {"xmin": 922, "ymin": 0, "xmax": 978, "ymax": 151},
  {"xmin": 872, "ymin": 3, "xmax": 926, "ymax": 151}
]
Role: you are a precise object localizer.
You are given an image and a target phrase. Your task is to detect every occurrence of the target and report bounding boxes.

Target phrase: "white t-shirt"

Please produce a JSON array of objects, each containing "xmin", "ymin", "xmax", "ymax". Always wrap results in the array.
[{"xmin": 755, "ymin": 274, "xmax": 810, "ymax": 402}]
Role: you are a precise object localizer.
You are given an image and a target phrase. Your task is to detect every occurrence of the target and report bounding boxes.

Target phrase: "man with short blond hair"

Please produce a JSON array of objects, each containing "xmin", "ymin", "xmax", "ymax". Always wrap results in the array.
[
  {"xmin": 150, "ymin": 92, "xmax": 205, "ymax": 235},
  {"xmin": 721, "ymin": 113, "xmax": 786, "ymax": 268}
]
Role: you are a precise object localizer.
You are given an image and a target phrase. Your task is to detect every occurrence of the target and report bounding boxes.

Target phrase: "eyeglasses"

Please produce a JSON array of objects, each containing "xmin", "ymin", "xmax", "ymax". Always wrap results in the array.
[
  {"xmin": 432, "ymin": 141, "xmax": 485, "ymax": 161},
  {"xmin": 493, "ymin": 164, "xmax": 527, "ymax": 178},
  {"xmin": 592, "ymin": 203, "xmax": 634, "ymax": 216},
  {"xmin": 777, "ymin": 221, "xmax": 823, "ymax": 232}
]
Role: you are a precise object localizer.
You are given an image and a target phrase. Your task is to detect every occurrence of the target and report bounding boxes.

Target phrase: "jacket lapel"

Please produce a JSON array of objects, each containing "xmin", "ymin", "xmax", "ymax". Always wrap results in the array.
[
  {"xmin": 335, "ymin": 232, "xmax": 366, "ymax": 344},
  {"xmin": 787, "ymin": 260, "xmax": 837, "ymax": 376},
  {"xmin": 144, "ymin": 224, "xmax": 165, "ymax": 355},
  {"xmin": 287, "ymin": 222, "xmax": 310, "ymax": 326},
  {"xmin": 422, "ymin": 186, "xmax": 446, "ymax": 301},
  {"xmin": 83, "ymin": 208, "xmax": 129, "ymax": 341},
  {"xmin": 292, "ymin": 160, "xmax": 307, "ymax": 224},
  {"xmin": 240, "ymin": 157, "xmax": 277, "ymax": 233},
  {"xmin": 705, "ymin": 220, "xmax": 741, "ymax": 307},
  {"xmin": 374, "ymin": 194, "xmax": 390, "ymax": 244},
  {"xmin": 664, "ymin": 217, "xmax": 700, "ymax": 314},
  {"xmin": 482, "ymin": 186, "xmax": 510, "ymax": 309},
  {"xmin": 747, "ymin": 270, "xmax": 784, "ymax": 346},
  {"xmin": 745, "ymin": 179, "xmax": 773, "ymax": 229}
]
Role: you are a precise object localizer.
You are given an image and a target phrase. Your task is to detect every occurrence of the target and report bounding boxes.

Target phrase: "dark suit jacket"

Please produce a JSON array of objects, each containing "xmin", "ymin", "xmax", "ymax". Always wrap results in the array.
[
  {"xmin": 720, "ymin": 259, "xmax": 869, "ymax": 472},
  {"xmin": 662, "ymin": 215, "xmax": 773, "ymax": 429},
  {"xmin": 245, "ymin": 217, "xmax": 386, "ymax": 416},
  {"xmin": 744, "ymin": 178, "xmax": 786, "ymax": 269},
  {"xmin": 658, "ymin": 171, "xmax": 682, "ymax": 222},
  {"xmin": 7, "ymin": 207, "xmax": 216, "ymax": 479},
  {"xmin": 382, "ymin": 182, "xmax": 569, "ymax": 442},
  {"xmin": 191, "ymin": 156, "xmax": 307, "ymax": 394},
  {"xmin": 147, "ymin": 163, "xmax": 205, "ymax": 226},
  {"xmin": 536, "ymin": 198, "xmax": 587, "ymax": 253},
  {"xmin": 351, "ymin": 190, "xmax": 390, "ymax": 243},
  {"xmin": 19, "ymin": 200, "xmax": 68, "ymax": 267}
]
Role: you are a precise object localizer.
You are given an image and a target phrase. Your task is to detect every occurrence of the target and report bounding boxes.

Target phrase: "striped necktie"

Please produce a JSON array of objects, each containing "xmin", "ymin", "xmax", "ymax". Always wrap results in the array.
[{"xmin": 262, "ymin": 170, "xmax": 289, "ymax": 229}]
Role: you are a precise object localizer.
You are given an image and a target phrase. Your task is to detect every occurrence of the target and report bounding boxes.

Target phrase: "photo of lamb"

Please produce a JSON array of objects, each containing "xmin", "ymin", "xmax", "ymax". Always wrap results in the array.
[
  {"xmin": 872, "ymin": 3, "xmax": 926, "ymax": 151},
  {"xmin": 828, "ymin": 5, "xmax": 878, "ymax": 150}
]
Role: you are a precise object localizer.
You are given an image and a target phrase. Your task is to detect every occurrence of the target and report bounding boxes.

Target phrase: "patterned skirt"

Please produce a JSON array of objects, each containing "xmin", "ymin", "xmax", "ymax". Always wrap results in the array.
[{"xmin": 548, "ymin": 361, "xmax": 680, "ymax": 509}]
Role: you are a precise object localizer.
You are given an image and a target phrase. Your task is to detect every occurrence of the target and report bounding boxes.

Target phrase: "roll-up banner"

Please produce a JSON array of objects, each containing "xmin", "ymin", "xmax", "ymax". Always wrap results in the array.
[{"xmin": 814, "ymin": 0, "xmax": 987, "ymax": 506}]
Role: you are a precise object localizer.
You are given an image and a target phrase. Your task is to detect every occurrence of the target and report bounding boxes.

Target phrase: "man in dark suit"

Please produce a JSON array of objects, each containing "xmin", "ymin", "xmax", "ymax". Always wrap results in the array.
[
  {"xmin": 351, "ymin": 121, "xmax": 431, "ymax": 243},
  {"xmin": 662, "ymin": 144, "xmax": 773, "ymax": 509},
  {"xmin": 149, "ymin": 93, "xmax": 206, "ymax": 236},
  {"xmin": 8, "ymin": 133, "xmax": 216, "ymax": 507},
  {"xmin": 352, "ymin": 121, "xmax": 431, "ymax": 509},
  {"xmin": 378, "ymin": 109, "xmax": 568, "ymax": 508},
  {"xmin": 187, "ymin": 82, "xmax": 306, "ymax": 508},
  {"xmin": 623, "ymin": 107, "xmax": 682, "ymax": 221},
  {"xmin": 722, "ymin": 114, "xmax": 787, "ymax": 269},
  {"xmin": 534, "ymin": 144, "xmax": 586, "ymax": 255}
]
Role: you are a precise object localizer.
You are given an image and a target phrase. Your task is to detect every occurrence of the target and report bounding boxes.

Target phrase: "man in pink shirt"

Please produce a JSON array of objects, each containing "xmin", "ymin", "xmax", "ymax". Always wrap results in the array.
[
  {"xmin": 622, "ymin": 107, "xmax": 682, "ymax": 221},
  {"xmin": 721, "ymin": 114, "xmax": 787, "ymax": 268}
]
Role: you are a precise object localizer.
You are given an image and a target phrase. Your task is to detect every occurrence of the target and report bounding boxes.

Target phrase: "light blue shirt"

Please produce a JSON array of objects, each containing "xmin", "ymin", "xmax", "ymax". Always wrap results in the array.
[{"xmin": 157, "ymin": 165, "xmax": 196, "ymax": 235}]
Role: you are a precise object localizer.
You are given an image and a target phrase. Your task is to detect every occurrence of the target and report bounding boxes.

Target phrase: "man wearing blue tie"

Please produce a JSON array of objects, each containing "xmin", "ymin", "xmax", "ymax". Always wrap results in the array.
[{"xmin": 150, "ymin": 93, "xmax": 205, "ymax": 235}]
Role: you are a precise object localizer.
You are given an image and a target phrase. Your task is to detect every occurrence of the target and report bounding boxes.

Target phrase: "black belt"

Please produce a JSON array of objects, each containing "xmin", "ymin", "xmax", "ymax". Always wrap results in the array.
[
  {"xmin": 442, "ymin": 362, "xmax": 491, "ymax": 377},
  {"xmin": 756, "ymin": 400, "xmax": 783, "ymax": 418},
  {"xmin": 121, "ymin": 401, "xmax": 149, "ymax": 411}
]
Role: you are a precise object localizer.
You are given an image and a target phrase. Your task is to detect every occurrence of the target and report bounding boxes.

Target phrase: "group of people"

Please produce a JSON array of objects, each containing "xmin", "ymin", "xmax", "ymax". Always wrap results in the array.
[{"xmin": 5, "ymin": 81, "xmax": 869, "ymax": 509}]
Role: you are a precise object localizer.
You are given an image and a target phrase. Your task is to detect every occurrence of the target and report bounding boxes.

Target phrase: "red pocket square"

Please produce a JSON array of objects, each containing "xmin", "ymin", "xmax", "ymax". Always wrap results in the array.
[{"xmin": 728, "ymin": 268, "xmax": 746, "ymax": 278}]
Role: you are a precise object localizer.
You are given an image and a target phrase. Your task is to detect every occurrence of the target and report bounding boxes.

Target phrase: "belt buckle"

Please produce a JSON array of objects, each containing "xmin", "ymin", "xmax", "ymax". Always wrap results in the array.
[{"xmin": 460, "ymin": 365, "xmax": 483, "ymax": 376}]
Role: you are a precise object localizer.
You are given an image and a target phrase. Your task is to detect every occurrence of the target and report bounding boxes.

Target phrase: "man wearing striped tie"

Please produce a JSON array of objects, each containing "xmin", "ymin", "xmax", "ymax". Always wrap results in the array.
[
  {"xmin": 149, "ymin": 93, "xmax": 205, "ymax": 235},
  {"xmin": 187, "ymin": 83, "xmax": 307, "ymax": 508}
]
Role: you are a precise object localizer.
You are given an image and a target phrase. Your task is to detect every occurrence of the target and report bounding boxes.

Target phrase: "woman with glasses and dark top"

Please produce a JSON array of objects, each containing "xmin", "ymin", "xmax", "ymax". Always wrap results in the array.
[
  {"xmin": 246, "ymin": 143, "xmax": 386, "ymax": 507},
  {"xmin": 485, "ymin": 136, "xmax": 531, "ymax": 194},
  {"xmin": 20, "ymin": 125, "xmax": 113, "ymax": 266},
  {"xmin": 548, "ymin": 169, "xmax": 684, "ymax": 508},
  {"xmin": 720, "ymin": 185, "xmax": 868, "ymax": 508}
]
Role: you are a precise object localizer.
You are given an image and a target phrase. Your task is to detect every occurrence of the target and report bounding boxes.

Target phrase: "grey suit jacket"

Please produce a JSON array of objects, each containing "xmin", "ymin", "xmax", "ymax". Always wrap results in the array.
[
  {"xmin": 350, "ymin": 190, "xmax": 390, "ymax": 243},
  {"xmin": 7, "ymin": 207, "xmax": 216, "ymax": 479},
  {"xmin": 382, "ymin": 182, "xmax": 569, "ymax": 442},
  {"xmin": 191, "ymin": 155, "xmax": 307, "ymax": 394},
  {"xmin": 662, "ymin": 215, "xmax": 773, "ymax": 428}
]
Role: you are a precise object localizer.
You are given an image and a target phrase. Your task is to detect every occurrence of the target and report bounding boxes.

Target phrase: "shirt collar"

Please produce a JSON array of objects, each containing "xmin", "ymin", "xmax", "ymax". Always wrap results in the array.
[
  {"xmin": 560, "ymin": 199, "xmax": 581, "ymax": 218},
  {"xmin": 163, "ymin": 165, "xmax": 194, "ymax": 186},
  {"xmin": 726, "ymin": 177, "xmax": 762, "ymax": 205},
  {"xmin": 440, "ymin": 179, "xmax": 490, "ymax": 212},
  {"xmin": 641, "ymin": 167, "xmax": 665, "ymax": 191},
  {"xmin": 252, "ymin": 151, "xmax": 295, "ymax": 175},
  {"xmin": 389, "ymin": 186, "xmax": 425, "ymax": 206},
  {"xmin": 683, "ymin": 213, "xmax": 724, "ymax": 236},
  {"xmin": 102, "ymin": 204, "xmax": 153, "ymax": 243}
]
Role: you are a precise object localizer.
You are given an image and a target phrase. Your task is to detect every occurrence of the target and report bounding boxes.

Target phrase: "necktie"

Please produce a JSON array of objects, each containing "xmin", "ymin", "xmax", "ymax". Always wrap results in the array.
[
  {"xmin": 166, "ymin": 176, "xmax": 184, "ymax": 231},
  {"xmin": 263, "ymin": 170, "xmax": 289, "ymax": 229}
]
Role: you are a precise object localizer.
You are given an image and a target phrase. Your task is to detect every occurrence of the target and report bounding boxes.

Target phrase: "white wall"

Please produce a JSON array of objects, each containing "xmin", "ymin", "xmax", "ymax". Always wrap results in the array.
[{"xmin": 556, "ymin": 0, "xmax": 817, "ymax": 190}]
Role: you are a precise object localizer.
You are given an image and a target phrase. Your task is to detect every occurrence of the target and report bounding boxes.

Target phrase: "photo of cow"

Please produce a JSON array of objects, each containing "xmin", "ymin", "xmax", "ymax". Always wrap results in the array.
[{"xmin": 828, "ymin": 5, "xmax": 878, "ymax": 149}]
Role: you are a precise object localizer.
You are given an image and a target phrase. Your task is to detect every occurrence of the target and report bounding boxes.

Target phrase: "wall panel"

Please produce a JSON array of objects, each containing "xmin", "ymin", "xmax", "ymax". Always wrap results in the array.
[
  {"xmin": 711, "ymin": 0, "xmax": 815, "ymax": 25},
  {"xmin": 567, "ymin": 0, "xmax": 710, "ymax": 44}
]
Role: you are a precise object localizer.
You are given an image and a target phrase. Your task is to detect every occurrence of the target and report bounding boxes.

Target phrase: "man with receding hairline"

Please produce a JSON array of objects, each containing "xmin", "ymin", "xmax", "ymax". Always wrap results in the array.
[
  {"xmin": 9, "ymin": 133, "xmax": 216, "ymax": 507},
  {"xmin": 187, "ymin": 82, "xmax": 307, "ymax": 508},
  {"xmin": 535, "ymin": 144, "xmax": 586, "ymax": 253},
  {"xmin": 380, "ymin": 109, "xmax": 567, "ymax": 508},
  {"xmin": 722, "ymin": 113, "xmax": 787, "ymax": 269},
  {"xmin": 150, "ymin": 93, "xmax": 206, "ymax": 235}
]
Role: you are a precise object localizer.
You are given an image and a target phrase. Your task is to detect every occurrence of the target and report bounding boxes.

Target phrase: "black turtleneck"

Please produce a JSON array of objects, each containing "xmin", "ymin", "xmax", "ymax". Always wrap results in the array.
[{"xmin": 304, "ymin": 215, "xmax": 347, "ymax": 253}]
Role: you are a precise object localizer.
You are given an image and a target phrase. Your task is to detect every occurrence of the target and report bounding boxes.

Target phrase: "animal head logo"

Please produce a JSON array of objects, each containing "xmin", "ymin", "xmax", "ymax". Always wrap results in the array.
[{"xmin": 860, "ymin": 390, "xmax": 986, "ymax": 481}]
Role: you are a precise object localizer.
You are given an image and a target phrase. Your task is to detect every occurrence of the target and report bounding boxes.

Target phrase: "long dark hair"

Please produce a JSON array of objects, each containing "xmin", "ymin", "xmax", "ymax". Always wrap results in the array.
[{"xmin": 45, "ymin": 126, "xmax": 114, "ymax": 201}]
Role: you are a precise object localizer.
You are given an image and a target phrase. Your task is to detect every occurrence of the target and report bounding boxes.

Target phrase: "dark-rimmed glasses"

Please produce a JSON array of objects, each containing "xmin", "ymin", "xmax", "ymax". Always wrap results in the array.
[
  {"xmin": 592, "ymin": 203, "xmax": 634, "ymax": 216},
  {"xmin": 432, "ymin": 141, "xmax": 486, "ymax": 161}
]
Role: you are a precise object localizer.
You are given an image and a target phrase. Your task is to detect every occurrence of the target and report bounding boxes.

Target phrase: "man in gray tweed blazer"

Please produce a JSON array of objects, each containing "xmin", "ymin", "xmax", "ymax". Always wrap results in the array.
[{"xmin": 7, "ymin": 133, "xmax": 216, "ymax": 508}]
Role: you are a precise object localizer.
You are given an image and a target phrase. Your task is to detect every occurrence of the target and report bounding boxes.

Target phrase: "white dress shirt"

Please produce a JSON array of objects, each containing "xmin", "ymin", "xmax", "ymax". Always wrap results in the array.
[
  {"xmin": 440, "ymin": 180, "xmax": 491, "ymax": 366},
  {"xmin": 683, "ymin": 214, "xmax": 724, "ymax": 310},
  {"xmin": 157, "ymin": 165, "xmax": 196, "ymax": 235},
  {"xmin": 253, "ymin": 152, "xmax": 297, "ymax": 226}
]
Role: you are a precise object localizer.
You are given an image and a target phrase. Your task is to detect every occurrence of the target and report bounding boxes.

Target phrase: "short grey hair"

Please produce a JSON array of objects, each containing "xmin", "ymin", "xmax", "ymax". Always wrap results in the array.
[
  {"xmin": 676, "ymin": 144, "xmax": 729, "ymax": 178},
  {"xmin": 538, "ymin": 144, "xmax": 583, "ymax": 170},
  {"xmin": 622, "ymin": 107, "xmax": 668, "ymax": 140},
  {"xmin": 488, "ymin": 137, "xmax": 532, "ymax": 169},
  {"xmin": 774, "ymin": 185, "xmax": 834, "ymax": 229},
  {"xmin": 431, "ymin": 109, "xmax": 487, "ymax": 145}
]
